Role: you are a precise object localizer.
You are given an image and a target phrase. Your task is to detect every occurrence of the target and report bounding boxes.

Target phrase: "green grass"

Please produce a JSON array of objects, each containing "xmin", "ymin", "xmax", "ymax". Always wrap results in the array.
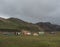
[{"xmin": 0, "ymin": 34, "xmax": 60, "ymax": 47}]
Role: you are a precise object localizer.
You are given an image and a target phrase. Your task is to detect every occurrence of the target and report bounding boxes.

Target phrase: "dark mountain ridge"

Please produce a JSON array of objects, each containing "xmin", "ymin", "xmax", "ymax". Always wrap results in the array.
[
  {"xmin": 0, "ymin": 17, "xmax": 60, "ymax": 32},
  {"xmin": 36, "ymin": 22, "xmax": 60, "ymax": 31}
]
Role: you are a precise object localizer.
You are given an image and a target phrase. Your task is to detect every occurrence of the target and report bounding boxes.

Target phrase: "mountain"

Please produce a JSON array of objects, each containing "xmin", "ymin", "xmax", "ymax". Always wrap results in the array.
[
  {"xmin": 36, "ymin": 22, "xmax": 60, "ymax": 31},
  {"xmin": 0, "ymin": 17, "xmax": 60, "ymax": 32},
  {"xmin": 0, "ymin": 17, "xmax": 40, "ymax": 32}
]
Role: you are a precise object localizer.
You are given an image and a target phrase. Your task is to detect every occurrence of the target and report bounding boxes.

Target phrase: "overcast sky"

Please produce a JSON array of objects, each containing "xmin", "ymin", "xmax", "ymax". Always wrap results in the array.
[{"xmin": 0, "ymin": 0, "xmax": 60, "ymax": 24}]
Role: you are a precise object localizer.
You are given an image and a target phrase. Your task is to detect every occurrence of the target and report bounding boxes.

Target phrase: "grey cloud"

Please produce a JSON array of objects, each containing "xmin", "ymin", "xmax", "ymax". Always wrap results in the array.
[{"xmin": 0, "ymin": 0, "xmax": 60, "ymax": 24}]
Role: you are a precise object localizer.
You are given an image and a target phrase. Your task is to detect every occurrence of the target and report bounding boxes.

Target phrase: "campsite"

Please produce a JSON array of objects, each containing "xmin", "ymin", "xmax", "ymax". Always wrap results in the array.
[
  {"xmin": 0, "ymin": 17, "xmax": 60, "ymax": 47},
  {"xmin": 0, "ymin": 0, "xmax": 60, "ymax": 47}
]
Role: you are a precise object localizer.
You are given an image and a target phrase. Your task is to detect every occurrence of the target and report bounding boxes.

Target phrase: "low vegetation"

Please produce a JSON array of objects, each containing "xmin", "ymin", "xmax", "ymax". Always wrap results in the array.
[{"xmin": 0, "ymin": 34, "xmax": 60, "ymax": 47}]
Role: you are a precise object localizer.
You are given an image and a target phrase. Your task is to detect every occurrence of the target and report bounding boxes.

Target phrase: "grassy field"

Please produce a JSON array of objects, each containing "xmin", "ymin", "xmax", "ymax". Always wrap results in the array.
[{"xmin": 0, "ymin": 34, "xmax": 60, "ymax": 47}]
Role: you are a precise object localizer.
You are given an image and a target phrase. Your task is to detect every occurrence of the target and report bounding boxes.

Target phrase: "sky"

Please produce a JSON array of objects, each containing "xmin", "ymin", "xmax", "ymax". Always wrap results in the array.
[{"xmin": 0, "ymin": 0, "xmax": 60, "ymax": 24}]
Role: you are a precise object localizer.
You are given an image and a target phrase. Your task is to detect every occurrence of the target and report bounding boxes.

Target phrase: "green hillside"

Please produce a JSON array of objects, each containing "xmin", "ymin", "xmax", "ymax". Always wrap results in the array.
[{"xmin": 0, "ymin": 17, "xmax": 40, "ymax": 32}]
